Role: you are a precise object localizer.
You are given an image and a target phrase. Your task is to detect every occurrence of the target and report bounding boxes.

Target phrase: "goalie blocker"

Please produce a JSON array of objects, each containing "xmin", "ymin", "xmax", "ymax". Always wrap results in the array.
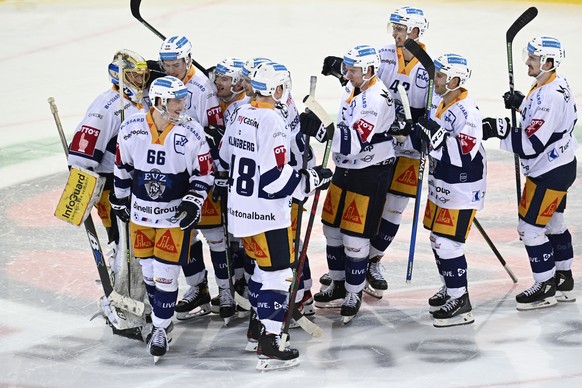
[{"xmin": 54, "ymin": 166, "xmax": 105, "ymax": 226}]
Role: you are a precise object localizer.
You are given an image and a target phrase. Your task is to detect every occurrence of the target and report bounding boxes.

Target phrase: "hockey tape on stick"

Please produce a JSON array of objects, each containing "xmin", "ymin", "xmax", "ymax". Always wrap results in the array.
[{"xmin": 397, "ymin": 84, "xmax": 412, "ymax": 121}]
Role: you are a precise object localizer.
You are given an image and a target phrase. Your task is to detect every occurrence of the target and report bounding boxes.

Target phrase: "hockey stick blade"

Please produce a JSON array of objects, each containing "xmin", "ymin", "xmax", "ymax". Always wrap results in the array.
[
  {"xmin": 303, "ymin": 94, "xmax": 335, "ymax": 143},
  {"xmin": 404, "ymin": 39, "xmax": 434, "ymax": 80},
  {"xmin": 291, "ymin": 308, "xmax": 322, "ymax": 337},
  {"xmin": 506, "ymin": 7, "xmax": 538, "ymax": 43}
]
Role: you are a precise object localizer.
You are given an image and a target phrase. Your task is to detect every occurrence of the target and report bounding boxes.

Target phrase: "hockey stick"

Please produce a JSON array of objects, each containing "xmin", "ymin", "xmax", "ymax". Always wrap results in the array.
[
  {"xmin": 506, "ymin": 7, "xmax": 538, "ymax": 206},
  {"xmin": 48, "ymin": 97, "xmax": 145, "ymax": 317},
  {"xmin": 129, "ymin": 0, "xmax": 208, "ymax": 77},
  {"xmin": 403, "ymin": 38, "xmax": 434, "ymax": 283},
  {"xmin": 473, "ymin": 218, "xmax": 518, "ymax": 283}
]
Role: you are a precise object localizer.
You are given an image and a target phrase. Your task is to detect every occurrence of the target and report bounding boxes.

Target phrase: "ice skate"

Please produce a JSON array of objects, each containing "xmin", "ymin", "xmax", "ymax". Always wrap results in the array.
[
  {"xmin": 340, "ymin": 291, "xmax": 362, "ymax": 324},
  {"xmin": 235, "ymin": 278, "xmax": 251, "ymax": 318},
  {"xmin": 245, "ymin": 309, "xmax": 261, "ymax": 352},
  {"xmin": 363, "ymin": 256, "xmax": 388, "ymax": 299},
  {"xmin": 319, "ymin": 272, "xmax": 332, "ymax": 287},
  {"xmin": 256, "ymin": 330, "xmax": 300, "ymax": 371},
  {"xmin": 218, "ymin": 287, "xmax": 236, "ymax": 325},
  {"xmin": 433, "ymin": 293, "xmax": 474, "ymax": 327},
  {"xmin": 146, "ymin": 326, "xmax": 172, "ymax": 364},
  {"xmin": 556, "ymin": 270, "xmax": 576, "ymax": 303},
  {"xmin": 516, "ymin": 278, "xmax": 558, "ymax": 311},
  {"xmin": 175, "ymin": 281, "xmax": 212, "ymax": 321},
  {"xmin": 428, "ymin": 285, "xmax": 450, "ymax": 314},
  {"xmin": 314, "ymin": 280, "xmax": 346, "ymax": 308},
  {"xmin": 210, "ymin": 295, "xmax": 220, "ymax": 314},
  {"xmin": 298, "ymin": 291, "xmax": 315, "ymax": 317}
]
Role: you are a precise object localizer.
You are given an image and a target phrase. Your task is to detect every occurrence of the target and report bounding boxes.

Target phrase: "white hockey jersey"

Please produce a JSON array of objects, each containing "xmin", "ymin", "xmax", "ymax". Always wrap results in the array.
[
  {"xmin": 218, "ymin": 101, "xmax": 305, "ymax": 237},
  {"xmin": 377, "ymin": 43, "xmax": 429, "ymax": 159},
  {"xmin": 68, "ymin": 87, "xmax": 144, "ymax": 174},
  {"xmin": 500, "ymin": 73, "xmax": 578, "ymax": 178},
  {"xmin": 114, "ymin": 110, "xmax": 214, "ymax": 228},
  {"xmin": 332, "ymin": 77, "xmax": 396, "ymax": 169},
  {"xmin": 426, "ymin": 90, "xmax": 486, "ymax": 210}
]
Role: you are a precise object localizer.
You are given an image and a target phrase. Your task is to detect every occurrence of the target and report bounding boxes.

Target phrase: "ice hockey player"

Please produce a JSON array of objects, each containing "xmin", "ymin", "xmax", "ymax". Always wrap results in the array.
[
  {"xmin": 483, "ymin": 36, "xmax": 577, "ymax": 310},
  {"xmin": 68, "ymin": 49, "xmax": 149, "ymax": 339},
  {"xmin": 218, "ymin": 61, "xmax": 332, "ymax": 370},
  {"xmin": 155, "ymin": 35, "xmax": 233, "ymax": 323},
  {"xmin": 361, "ymin": 6, "xmax": 430, "ymax": 299},
  {"xmin": 312, "ymin": 45, "xmax": 396, "ymax": 324},
  {"xmin": 412, "ymin": 53, "xmax": 485, "ymax": 327},
  {"xmin": 111, "ymin": 75, "xmax": 214, "ymax": 361}
]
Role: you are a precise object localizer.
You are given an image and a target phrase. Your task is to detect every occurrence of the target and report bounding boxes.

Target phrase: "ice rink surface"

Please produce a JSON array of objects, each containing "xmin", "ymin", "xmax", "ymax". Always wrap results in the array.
[{"xmin": 1, "ymin": 0, "xmax": 582, "ymax": 387}]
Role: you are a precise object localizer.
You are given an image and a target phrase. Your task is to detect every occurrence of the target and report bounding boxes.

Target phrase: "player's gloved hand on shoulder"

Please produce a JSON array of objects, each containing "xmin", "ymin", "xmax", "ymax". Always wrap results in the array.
[
  {"xmin": 146, "ymin": 60, "xmax": 166, "ymax": 89},
  {"xmin": 503, "ymin": 90, "xmax": 525, "ymax": 110},
  {"xmin": 204, "ymin": 124, "xmax": 225, "ymax": 151},
  {"xmin": 212, "ymin": 172, "xmax": 229, "ymax": 202},
  {"xmin": 415, "ymin": 116, "xmax": 448, "ymax": 151},
  {"xmin": 299, "ymin": 110, "xmax": 328, "ymax": 143},
  {"xmin": 482, "ymin": 117, "xmax": 511, "ymax": 140},
  {"xmin": 109, "ymin": 193, "xmax": 131, "ymax": 223},
  {"xmin": 175, "ymin": 191, "xmax": 204, "ymax": 230},
  {"xmin": 388, "ymin": 118, "xmax": 413, "ymax": 142},
  {"xmin": 322, "ymin": 56, "xmax": 348, "ymax": 86},
  {"xmin": 301, "ymin": 165, "xmax": 333, "ymax": 194}
]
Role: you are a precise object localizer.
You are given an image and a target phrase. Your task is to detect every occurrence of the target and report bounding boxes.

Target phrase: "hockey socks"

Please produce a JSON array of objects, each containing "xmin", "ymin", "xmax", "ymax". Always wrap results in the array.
[
  {"xmin": 370, "ymin": 219, "xmax": 400, "ymax": 253},
  {"xmin": 256, "ymin": 289, "xmax": 287, "ymax": 335},
  {"xmin": 547, "ymin": 230, "xmax": 573, "ymax": 269}
]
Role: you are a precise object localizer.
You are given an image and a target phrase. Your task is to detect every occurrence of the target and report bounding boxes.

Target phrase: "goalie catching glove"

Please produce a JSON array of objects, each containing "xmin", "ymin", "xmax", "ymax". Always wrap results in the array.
[
  {"xmin": 414, "ymin": 117, "xmax": 448, "ymax": 151},
  {"xmin": 299, "ymin": 110, "xmax": 329, "ymax": 143},
  {"xmin": 175, "ymin": 191, "xmax": 204, "ymax": 230},
  {"xmin": 482, "ymin": 117, "xmax": 510, "ymax": 140},
  {"xmin": 109, "ymin": 193, "xmax": 131, "ymax": 223},
  {"xmin": 321, "ymin": 56, "xmax": 348, "ymax": 86},
  {"xmin": 300, "ymin": 165, "xmax": 333, "ymax": 195}
]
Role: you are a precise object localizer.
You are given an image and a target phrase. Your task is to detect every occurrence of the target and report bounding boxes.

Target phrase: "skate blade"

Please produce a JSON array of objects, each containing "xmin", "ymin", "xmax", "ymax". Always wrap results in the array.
[
  {"xmin": 341, "ymin": 315, "xmax": 356, "ymax": 325},
  {"xmin": 556, "ymin": 291, "xmax": 576, "ymax": 303},
  {"xmin": 222, "ymin": 314, "xmax": 236, "ymax": 326},
  {"xmin": 153, "ymin": 355, "xmax": 161, "ymax": 364},
  {"xmin": 245, "ymin": 341, "xmax": 258, "ymax": 352},
  {"xmin": 256, "ymin": 357, "xmax": 300, "ymax": 371},
  {"xmin": 433, "ymin": 312, "xmax": 474, "ymax": 328},
  {"xmin": 175, "ymin": 304, "xmax": 212, "ymax": 321},
  {"xmin": 363, "ymin": 285, "xmax": 384, "ymax": 299},
  {"xmin": 314, "ymin": 299, "xmax": 344, "ymax": 309},
  {"xmin": 516, "ymin": 296, "xmax": 558, "ymax": 311}
]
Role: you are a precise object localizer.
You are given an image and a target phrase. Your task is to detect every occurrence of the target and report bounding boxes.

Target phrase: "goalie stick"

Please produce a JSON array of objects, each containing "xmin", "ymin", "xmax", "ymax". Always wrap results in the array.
[
  {"xmin": 506, "ymin": 7, "xmax": 538, "ymax": 207},
  {"xmin": 403, "ymin": 38, "xmax": 434, "ymax": 283},
  {"xmin": 129, "ymin": 0, "xmax": 209, "ymax": 76},
  {"xmin": 48, "ymin": 97, "xmax": 145, "ymax": 319}
]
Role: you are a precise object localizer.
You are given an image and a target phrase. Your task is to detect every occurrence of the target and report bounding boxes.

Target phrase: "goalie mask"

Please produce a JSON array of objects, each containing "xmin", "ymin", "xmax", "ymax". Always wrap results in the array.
[
  {"xmin": 434, "ymin": 53, "xmax": 472, "ymax": 93},
  {"xmin": 108, "ymin": 49, "xmax": 150, "ymax": 104},
  {"xmin": 149, "ymin": 76, "xmax": 189, "ymax": 124},
  {"xmin": 388, "ymin": 6, "xmax": 429, "ymax": 38},
  {"xmin": 250, "ymin": 62, "xmax": 292, "ymax": 102},
  {"xmin": 523, "ymin": 36, "xmax": 564, "ymax": 73}
]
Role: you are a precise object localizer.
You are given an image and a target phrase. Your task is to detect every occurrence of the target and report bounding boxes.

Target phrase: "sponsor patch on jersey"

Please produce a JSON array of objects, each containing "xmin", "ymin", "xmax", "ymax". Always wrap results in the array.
[
  {"xmin": 174, "ymin": 133, "xmax": 188, "ymax": 155},
  {"xmin": 435, "ymin": 208, "xmax": 454, "ymax": 227},
  {"xmin": 273, "ymin": 145, "xmax": 287, "ymax": 170},
  {"xmin": 395, "ymin": 165, "xmax": 418, "ymax": 186},
  {"xmin": 156, "ymin": 230, "xmax": 178, "ymax": 253},
  {"xmin": 458, "ymin": 133, "xmax": 477, "ymax": 155},
  {"xmin": 525, "ymin": 119, "xmax": 544, "ymax": 137},
  {"xmin": 415, "ymin": 68, "xmax": 429, "ymax": 88},
  {"xmin": 353, "ymin": 119, "xmax": 374, "ymax": 142},
  {"xmin": 198, "ymin": 151, "xmax": 213, "ymax": 175},
  {"xmin": 115, "ymin": 144, "xmax": 121, "ymax": 166},
  {"xmin": 135, "ymin": 230, "xmax": 154, "ymax": 249},
  {"xmin": 342, "ymin": 200, "xmax": 363, "ymax": 225},
  {"xmin": 71, "ymin": 125, "xmax": 100, "ymax": 157},
  {"xmin": 207, "ymin": 105, "xmax": 224, "ymax": 126}
]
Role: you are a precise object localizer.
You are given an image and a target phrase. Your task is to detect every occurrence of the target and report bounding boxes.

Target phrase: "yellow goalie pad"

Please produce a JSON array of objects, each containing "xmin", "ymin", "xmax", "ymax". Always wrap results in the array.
[{"xmin": 54, "ymin": 166, "xmax": 105, "ymax": 226}]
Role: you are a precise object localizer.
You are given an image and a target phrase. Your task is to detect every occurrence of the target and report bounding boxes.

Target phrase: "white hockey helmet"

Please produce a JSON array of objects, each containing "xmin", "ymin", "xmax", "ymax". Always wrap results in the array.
[
  {"xmin": 242, "ymin": 57, "xmax": 272, "ymax": 79},
  {"xmin": 341, "ymin": 45, "xmax": 380, "ymax": 77},
  {"xmin": 216, "ymin": 57, "xmax": 245, "ymax": 85},
  {"xmin": 523, "ymin": 36, "xmax": 565, "ymax": 72},
  {"xmin": 108, "ymin": 49, "xmax": 149, "ymax": 103},
  {"xmin": 389, "ymin": 6, "xmax": 429, "ymax": 37},
  {"xmin": 159, "ymin": 35, "xmax": 192, "ymax": 65},
  {"xmin": 434, "ymin": 53, "xmax": 472, "ymax": 92},
  {"xmin": 149, "ymin": 76, "xmax": 189, "ymax": 122},
  {"xmin": 250, "ymin": 62, "xmax": 291, "ymax": 100}
]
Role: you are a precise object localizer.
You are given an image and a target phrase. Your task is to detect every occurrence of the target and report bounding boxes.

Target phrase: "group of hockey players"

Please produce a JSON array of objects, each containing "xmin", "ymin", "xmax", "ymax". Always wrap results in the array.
[{"xmin": 65, "ymin": 4, "xmax": 577, "ymax": 370}]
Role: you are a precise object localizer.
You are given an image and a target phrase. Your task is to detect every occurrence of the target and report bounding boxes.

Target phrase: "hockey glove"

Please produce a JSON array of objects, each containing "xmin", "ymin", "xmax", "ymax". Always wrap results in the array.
[
  {"xmin": 175, "ymin": 192, "xmax": 204, "ymax": 230},
  {"xmin": 109, "ymin": 193, "xmax": 130, "ymax": 223},
  {"xmin": 482, "ymin": 117, "xmax": 511, "ymax": 140},
  {"xmin": 299, "ymin": 110, "xmax": 328, "ymax": 143},
  {"xmin": 300, "ymin": 165, "xmax": 333, "ymax": 195},
  {"xmin": 204, "ymin": 124, "xmax": 225, "ymax": 151},
  {"xmin": 503, "ymin": 90, "xmax": 525, "ymax": 111},
  {"xmin": 415, "ymin": 117, "xmax": 448, "ymax": 151},
  {"xmin": 212, "ymin": 171, "xmax": 229, "ymax": 203},
  {"xmin": 388, "ymin": 118, "xmax": 413, "ymax": 143},
  {"xmin": 322, "ymin": 56, "xmax": 348, "ymax": 86}
]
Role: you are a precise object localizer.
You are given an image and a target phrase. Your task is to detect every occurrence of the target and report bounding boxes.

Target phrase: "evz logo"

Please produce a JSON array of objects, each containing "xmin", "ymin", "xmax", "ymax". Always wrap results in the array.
[{"xmin": 144, "ymin": 169, "xmax": 167, "ymax": 200}]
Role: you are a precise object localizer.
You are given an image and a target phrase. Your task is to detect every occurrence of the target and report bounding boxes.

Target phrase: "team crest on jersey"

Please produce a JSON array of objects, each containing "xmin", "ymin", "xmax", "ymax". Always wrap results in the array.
[
  {"xmin": 547, "ymin": 148, "xmax": 559, "ymax": 162},
  {"xmin": 557, "ymin": 85, "xmax": 571, "ymax": 103},
  {"xmin": 444, "ymin": 111, "xmax": 457, "ymax": 128},
  {"xmin": 143, "ymin": 169, "xmax": 167, "ymax": 200},
  {"xmin": 71, "ymin": 125, "xmax": 101, "ymax": 157},
  {"xmin": 415, "ymin": 68, "xmax": 429, "ymax": 88},
  {"xmin": 354, "ymin": 119, "xmax": 375, "ymax": 142},
  {"xmin": 525, "ymin": 119, "xmax": 544, "ymax": 137},
  {"xmin": 458, "ymin": 133, "xmax": 476, "ymax": 155},
  {"xmin": 174, "ymin": 134, "xmax": 188, "ymax": 155}
]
